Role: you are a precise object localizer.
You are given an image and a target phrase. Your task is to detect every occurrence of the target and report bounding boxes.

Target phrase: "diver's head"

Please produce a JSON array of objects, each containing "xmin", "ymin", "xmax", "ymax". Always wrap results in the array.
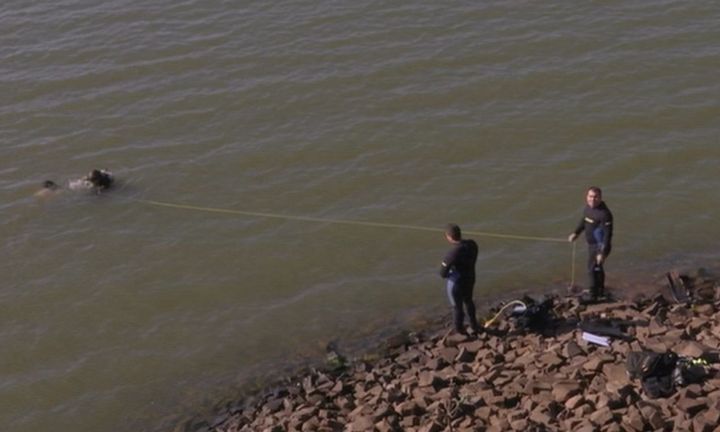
[
  {"xmin": 586, "ymin": 186, "xmax": 603, "ymax": 208},
  {"xmin": 43, "ymin": 180, "xmax": 59, "ymax": 190},
  {"xmin": 445, "ymin": 223, "xmax": 462, "ymax": 243},
  {"xmin": 88, "ymin": 169, "xmax": 113, "ymax": 189},
  {"xmin": 88, "ymin": 170, "xmax": 102, "ymax": 184}
]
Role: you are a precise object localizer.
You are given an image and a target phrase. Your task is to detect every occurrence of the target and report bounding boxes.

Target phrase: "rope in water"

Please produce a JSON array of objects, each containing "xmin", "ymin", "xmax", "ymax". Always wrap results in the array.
[
  {"xmin": 138, "ymin": 199, "xmax": 567, "ymax": 243},
  {"xmin": 137, "ymin": 198, "xmax": 577, "ymax": 285}
]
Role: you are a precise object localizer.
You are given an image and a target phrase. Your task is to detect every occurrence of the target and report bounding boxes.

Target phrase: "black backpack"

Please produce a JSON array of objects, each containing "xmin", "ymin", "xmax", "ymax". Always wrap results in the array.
[
  {"xmin": 626, "ymin": 351, "xmax": 679, "ymax": 398},
  {"xmin": 626, "ymin": 351, "xmax": 678, "ymax": 380},
  {"xmin": 513, "ymin": 297, "xmax": 554, "ymax": 331},
  {"xmin": 642, "ymin": 375, "xmax": 675, "ymax": 399}
]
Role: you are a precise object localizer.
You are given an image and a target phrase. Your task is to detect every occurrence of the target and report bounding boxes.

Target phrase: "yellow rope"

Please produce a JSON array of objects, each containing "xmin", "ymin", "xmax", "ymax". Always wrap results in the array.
[
  {"xmin": 570, "ymin": 241, "xmax": 577, "ymax": 288},
  {"xmin": 137, "ymin": 199, "xmax": 567, "ymax": 243},
  {"xmin": 483, "ymin": 300, "xmax": 528, "ymax": 328}
]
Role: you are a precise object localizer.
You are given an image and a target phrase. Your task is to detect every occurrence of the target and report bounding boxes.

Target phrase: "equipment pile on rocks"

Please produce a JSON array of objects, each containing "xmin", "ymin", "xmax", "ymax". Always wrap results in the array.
[{"xmin": 204, "ymin": 282, "xmax": 720, "ymax": 432}]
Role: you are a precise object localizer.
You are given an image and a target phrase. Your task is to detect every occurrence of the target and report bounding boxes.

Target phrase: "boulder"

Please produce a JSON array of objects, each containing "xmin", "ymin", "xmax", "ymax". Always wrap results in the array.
[
  {"xmin": 623, "ymin": 406, "xmax": 645, "ymax": 431},
  {"xmin": 703, "ymin": 407, "xmax": 720, "ymax": 425},
  {"xmin": 692, "ymin": 416, "xmax": 715, "ymax": 432},
  {"xmin": 694, "ymin": 303, "xmax": 715, "ymax": 316},
  {"xmin": 583, "ymin": 356, "xmax": 610, "ymax": 373},
  {"xmin": 674, "ymin": 341, "xmax": 710, "ymax": 358},
  {"xmin": 564, "ymin": 394, "xmax": 585, "ymax": 410},
  {"xmin": 564, "ymin": 340, "xmax": 585, "ymax": 358},
  {"xmin": 437, "ymin": 347, "xmax": 459, "ymax": 364},
  {"xmin": 603, "ymin": 364, "xmax": 631, "ymax": 394},
  {"xmin": 455, "ymin": 347, "xmax": 476, "ymax": 363},
  {"xmin": 529, "ymin": 409, "xmax": 552, "ymax": 426},
  {"xmin": 417, "ymin": 371, "xmax": 447, "ymax": 390},
  {"xmin": 539, "ymin": 352, "xmax": 565, "ymax": 370},
  {"xmin": 551, "ymin": 380, "xmax": 582, "ymax": 402},
  {"xmin": 418, "ymin": 421, "xmax": 443, "ymax": 432},
  {"xmin": 639, "ymin": 403, "xmax": 665, "ymax": 430},
  {"xmin": 349, "ymin": 416, "xmax": 374, "ymax": 432},
  {"xmin": 677, "ymin": 398, "xmax": 708, "ymax": 416},
  {"xmin": 509, "ymin": 418, "xmax": 528, "ymax": 430}
]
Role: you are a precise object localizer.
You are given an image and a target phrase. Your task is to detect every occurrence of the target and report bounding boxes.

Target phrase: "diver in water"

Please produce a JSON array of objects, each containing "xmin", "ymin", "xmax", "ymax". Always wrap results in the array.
[
  {"xmin": 68, "ymin": 169, "xmax": 115, "ymax": 192},
  {"xmin": 34, "ymin": 180, "xmax": 63, "ymax": 198},
  {"xmin": 36, "ymin": 169, "xmax": 115, "ymax": 197}
]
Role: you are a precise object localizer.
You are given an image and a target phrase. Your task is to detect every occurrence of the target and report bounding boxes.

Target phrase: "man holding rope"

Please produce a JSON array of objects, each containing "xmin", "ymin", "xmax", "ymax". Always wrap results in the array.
[
  {"xmin": 569, "ymin": 186, "xmax": 614, "ymax": 301},
  {"xmin": 439, "ymin": 224, "xmax": 480, "ymax": 335}
]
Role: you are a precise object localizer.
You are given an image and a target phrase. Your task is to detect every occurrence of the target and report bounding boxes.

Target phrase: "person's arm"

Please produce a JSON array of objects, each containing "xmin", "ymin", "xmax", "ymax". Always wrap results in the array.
[
  {"xmin": 568, "ymin": 216, "xmax": 585, "ymax": 241},
  {"xmin": 439, "ymin": 247, "xmax": 458, "ymax": 278}
]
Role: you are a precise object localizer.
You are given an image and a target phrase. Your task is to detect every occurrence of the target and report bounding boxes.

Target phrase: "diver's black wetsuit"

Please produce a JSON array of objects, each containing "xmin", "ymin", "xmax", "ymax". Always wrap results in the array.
[
  {"xmin": 440, "ymin": 239, "xmax": 479, "ymax": 333},
  {"xmin": 573, "ymin": 202, "xmax": 614, "ymax": 298}
]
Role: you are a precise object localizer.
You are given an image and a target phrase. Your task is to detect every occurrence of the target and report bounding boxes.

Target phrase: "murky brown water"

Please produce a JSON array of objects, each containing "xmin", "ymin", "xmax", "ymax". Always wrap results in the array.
[{"xmin": 1, "ymin": 1, "xmax": 719, "ymax": 430}]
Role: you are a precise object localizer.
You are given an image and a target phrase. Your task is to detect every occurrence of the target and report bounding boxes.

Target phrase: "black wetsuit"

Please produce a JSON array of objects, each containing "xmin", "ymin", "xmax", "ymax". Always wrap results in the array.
[
  {"xmin": 573, "ymin": 202, "xmax": 613, "ymax": 298},
  {"xmin": 439, "ymin": 239, "xmax": 479, "ymax": 333}
]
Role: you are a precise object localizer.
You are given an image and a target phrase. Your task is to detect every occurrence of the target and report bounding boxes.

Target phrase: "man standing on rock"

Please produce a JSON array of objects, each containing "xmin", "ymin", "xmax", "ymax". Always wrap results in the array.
[
  {"xmin": 440, "ymin": 223, "xmax": 480, "ymax": 335},
  {"xmin": 569, "ymin": 186, "xmax": 614, "ymax": 301}
]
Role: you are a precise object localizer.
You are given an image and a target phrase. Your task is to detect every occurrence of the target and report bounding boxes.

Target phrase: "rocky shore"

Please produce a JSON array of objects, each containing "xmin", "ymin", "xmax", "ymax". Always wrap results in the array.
[{"xmin": 198, "ymin": 276, "xmax": 720, "ymax": 432}]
